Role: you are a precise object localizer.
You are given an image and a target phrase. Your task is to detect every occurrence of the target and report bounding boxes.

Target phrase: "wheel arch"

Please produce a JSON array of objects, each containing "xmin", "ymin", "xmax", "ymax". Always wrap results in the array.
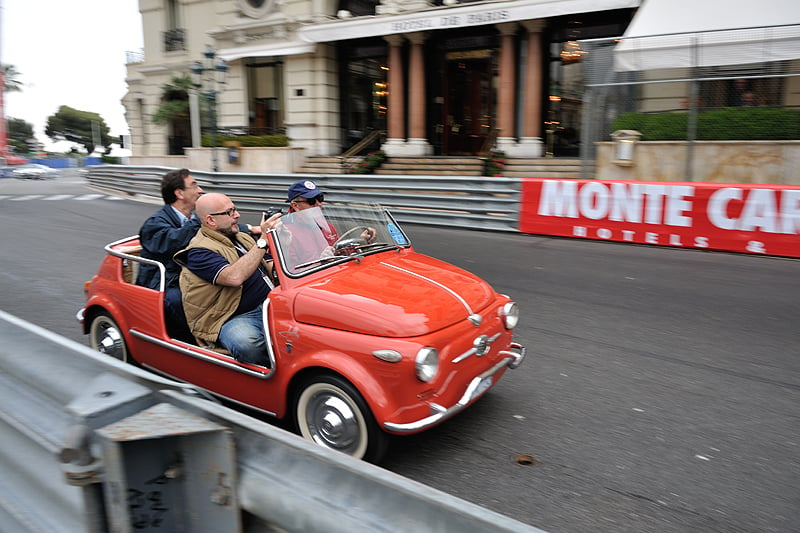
[
  {"xmin": 82, "ymin": 302, "xmax": 128, "ymax": 336},
  {"xmin": 285, "ymin": 358, "xmax": 392, "ymax": 426},
  {"xmin": 287, "ymin": 365, "xmax": 391, "ymax": 462}
]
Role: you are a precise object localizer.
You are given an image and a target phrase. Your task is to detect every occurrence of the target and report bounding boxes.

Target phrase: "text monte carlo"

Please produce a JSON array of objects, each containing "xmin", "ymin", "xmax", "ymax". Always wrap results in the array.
[{"xmin": 520, "ymin": 179, "xmax": 800, "ymax": 258}]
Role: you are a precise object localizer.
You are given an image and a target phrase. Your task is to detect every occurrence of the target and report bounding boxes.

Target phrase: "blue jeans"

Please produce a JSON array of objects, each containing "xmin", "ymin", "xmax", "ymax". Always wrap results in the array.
[
  {"xmin": 164, "ymin": 286, "xmax": 193, "ymax": 342},
  {"xmin": 218, "ymin": 305, "xmax": 268, "ymax": 366}
]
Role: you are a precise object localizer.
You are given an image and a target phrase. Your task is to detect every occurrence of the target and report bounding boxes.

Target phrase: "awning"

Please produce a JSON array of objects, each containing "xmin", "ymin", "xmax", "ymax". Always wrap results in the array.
[
  {"xmin": 615, "ymin": 0, "xmax": 800, "ymax": 71},
  {"xmin": 298, "ymin": 0, "xmax": 640, "ymax": 43},
  {"xmin": 217, "ymin": 41, "xmax": 316, "ymax": 62}
]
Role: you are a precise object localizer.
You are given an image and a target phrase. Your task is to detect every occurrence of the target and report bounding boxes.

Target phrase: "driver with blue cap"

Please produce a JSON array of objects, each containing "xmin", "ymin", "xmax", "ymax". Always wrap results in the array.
[
  {"xmin": 287, "ymin": 179, "xmax": 326, "ymax": 212},
  {"xmin": 280, "ymin": 180, "xmax": 377, "ymax": 265}
]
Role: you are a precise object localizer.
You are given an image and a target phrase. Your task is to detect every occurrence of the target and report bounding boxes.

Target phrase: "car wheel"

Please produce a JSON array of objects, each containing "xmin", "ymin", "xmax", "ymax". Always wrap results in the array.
[
  {"xmin": 89, "ymin": 312, "xmax": 130, "ymax": 363},
  {"xmin": 294, "ymin": 374, "xmax": 388, "ymax": 463}
]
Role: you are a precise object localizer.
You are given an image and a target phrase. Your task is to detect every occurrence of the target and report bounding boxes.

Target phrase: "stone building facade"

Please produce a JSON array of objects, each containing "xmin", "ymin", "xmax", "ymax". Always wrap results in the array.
[{"xmin": 123, "ymin": 0, "xmax": 638, "ymax": 168}]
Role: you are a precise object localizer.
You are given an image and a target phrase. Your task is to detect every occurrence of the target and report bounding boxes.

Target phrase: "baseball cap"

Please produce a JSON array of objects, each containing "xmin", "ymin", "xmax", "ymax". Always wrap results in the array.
[{"xmin": 287, "ymin": 179, "xmax": 324, "ymax": 202}]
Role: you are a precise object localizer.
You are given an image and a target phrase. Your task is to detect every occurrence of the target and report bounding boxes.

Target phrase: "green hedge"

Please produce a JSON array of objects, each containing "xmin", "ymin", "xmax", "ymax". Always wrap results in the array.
[
  {"xmin": 201, "ymin": 134, "xmax": 290, "ymax": 147},
  {"xmin": 611, "ymin": 108, "xmax": 800, "ymax": 141}
]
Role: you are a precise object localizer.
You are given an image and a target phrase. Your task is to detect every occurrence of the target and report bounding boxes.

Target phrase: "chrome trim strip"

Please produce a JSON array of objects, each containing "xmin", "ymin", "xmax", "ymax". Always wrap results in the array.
[
  {"xmin": 372, "ymin": 349, "xmax": 403, "ymax": 363},
  {"xmin": 139, "ymin": 363, "xmax": 278, "ymax": 418},
  {"xmin": 452, "ymin": 332, "xmax": 502, "ymax": 363},
  {"xmin": 261, "ymin": 298, "xmax": 278, "ymax": 369},
  {"xmin": 383, "ymin": 346, "xmax": 526, "ymax": 433},
  {"xmin": 452, "ymin": 347, "xmax": 477, "ymax": 364},
  {"xmin": 381, "ymin": 262, "xmax": 473, "ymax": 315},
  {"xmin": 104, "ymin": 235, "xmax": 167, "ymax": 292},
  {"xmin": 501, "ymin": 342, "xmax": 526, "ymax": 369},
  {"xmin": 130, "ymin": 329, "xmax": 274, "ymax": 379}
]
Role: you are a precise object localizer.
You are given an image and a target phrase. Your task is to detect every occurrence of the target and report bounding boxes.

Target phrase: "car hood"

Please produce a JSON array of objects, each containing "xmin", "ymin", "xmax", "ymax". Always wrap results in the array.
[{"xmin": 292, "ymin": 253, "xmax": 496, "ymax": 337}]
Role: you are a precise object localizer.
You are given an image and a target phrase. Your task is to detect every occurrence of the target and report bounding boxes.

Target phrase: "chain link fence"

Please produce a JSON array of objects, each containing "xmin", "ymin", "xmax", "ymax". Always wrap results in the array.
[{"xmin": 578, "ymin": 24, "xmax": 800, "ymax": 179}]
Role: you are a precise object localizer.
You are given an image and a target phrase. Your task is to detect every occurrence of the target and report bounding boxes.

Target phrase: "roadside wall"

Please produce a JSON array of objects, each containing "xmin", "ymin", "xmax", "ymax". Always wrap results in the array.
[
  {"xmin": 595, "ymin": 141, "xmax": 800, "ymax": 185},
  {"xmin": 128, "ymin": 146, "xmax": 306, "ymax": 174}
]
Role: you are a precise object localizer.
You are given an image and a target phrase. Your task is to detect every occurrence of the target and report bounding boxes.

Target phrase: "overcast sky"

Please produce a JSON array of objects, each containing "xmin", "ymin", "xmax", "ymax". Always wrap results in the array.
[{"xmin": 2, "ymin": 0, "xmax": 143, "ymax": 148}]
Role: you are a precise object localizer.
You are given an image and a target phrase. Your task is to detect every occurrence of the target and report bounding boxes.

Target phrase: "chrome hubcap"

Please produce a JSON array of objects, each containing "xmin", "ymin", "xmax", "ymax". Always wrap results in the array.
[
  {"xmin": 308, "ymin": 395, "xmax": 359, "ymax": 451},
  {"xmin": 93, "ymin": 319, "xmax": 125, "ymax": 360}
]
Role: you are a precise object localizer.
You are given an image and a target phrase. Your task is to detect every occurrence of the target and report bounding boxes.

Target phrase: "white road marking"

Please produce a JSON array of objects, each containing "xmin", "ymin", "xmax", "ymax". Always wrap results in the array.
[
  {"xmin": 10, "ymin": 195, "xmax": 45, "ymax": 201},
  {"xmin": 0, "ymin": 194, "xmax": 123, "ymax": 202},
  {"xmin": 72, "ymin": 194, "xmax": 105, "ymax": 201}
]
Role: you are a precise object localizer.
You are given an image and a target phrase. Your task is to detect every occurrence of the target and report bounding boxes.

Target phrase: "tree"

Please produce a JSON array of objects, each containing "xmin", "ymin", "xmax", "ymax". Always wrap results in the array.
[
  {"xmin": 151, "ymin": 75, "xmax": 193, "ymax": 125},
  {"xmin": 151, "ymin": 75, "xmax": 194, "ymax": 155},
  {"xmin": 2, "ymin": 64, "xmax": 23, "ymax": 93},
  {"xmin": 45, "ymin": 105, "xmax": 111, "ymax": 154},
  {"xmin": 7, "ymin": 117, "xmax": 35, "ymax": 153}
]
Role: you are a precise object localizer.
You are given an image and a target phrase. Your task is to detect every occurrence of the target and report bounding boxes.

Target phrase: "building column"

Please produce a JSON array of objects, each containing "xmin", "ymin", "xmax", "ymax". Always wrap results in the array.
[
  {"xmin": 514, "ymin": 20, "xmax": 545, "ymax": 157},
  {"xmin": 405, "ymin": 32, "xmax": 432, "ymax": 155},
  {"xmin": 382, "ymin": 34, "xmax": 407, "ymax": 156},
  {"xmin": 495, "ymin": 23, "xmax": 518, "ymax": 154}
]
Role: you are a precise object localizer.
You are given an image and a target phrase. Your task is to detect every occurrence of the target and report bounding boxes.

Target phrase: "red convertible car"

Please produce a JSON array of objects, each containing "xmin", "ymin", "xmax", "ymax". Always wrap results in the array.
[{"xmin": 78, "ymin": 204, "xmax": 525, "ymax": 462}]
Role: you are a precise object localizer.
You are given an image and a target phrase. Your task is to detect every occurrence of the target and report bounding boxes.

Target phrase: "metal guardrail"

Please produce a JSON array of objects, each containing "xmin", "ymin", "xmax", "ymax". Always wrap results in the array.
[
  {"xmin": 85, "ymin": 165, "xmax": 522, "ymax": 232},
  {"xmin": 0, "ymin": 310, "xmax": 544, "ymax": 532}
]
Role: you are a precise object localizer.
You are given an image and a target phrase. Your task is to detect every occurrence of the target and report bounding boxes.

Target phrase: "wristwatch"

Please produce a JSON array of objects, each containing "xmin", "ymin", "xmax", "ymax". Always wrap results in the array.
[{"xmin": 256, "ymin": 238, "xmax": 268, "ymax": 249}]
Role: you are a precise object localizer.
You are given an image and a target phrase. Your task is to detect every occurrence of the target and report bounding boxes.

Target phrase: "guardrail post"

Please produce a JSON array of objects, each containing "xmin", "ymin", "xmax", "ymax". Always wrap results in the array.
[{"xmin": 59, "ymin": 374, "xmax": 240, "ymax": 532}]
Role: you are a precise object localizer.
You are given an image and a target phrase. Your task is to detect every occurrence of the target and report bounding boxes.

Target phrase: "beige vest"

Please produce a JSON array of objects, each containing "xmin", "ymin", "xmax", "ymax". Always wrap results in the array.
[{"xmin": 176, "ymin": 227, "xmax": 264, "ymax": 346}]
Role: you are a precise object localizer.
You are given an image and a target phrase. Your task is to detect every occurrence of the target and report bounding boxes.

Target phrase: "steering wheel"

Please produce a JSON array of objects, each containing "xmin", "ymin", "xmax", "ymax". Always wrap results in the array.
[{"xmin": 333, "ymin": 226, "xmax": 369, "ymax": 253}]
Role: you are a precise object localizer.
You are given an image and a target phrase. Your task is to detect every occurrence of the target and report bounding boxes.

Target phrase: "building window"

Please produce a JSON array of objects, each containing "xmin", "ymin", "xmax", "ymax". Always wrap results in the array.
[
  {"xmin": 167, "ymin": 0, "xmax": 180, "ymax": 29},
  {"xmin": 338, "ymin": 0, "xmax": 379, "ymax": 17},
  {"xmin": 246, "ymin": 60, "xmax": 285, "ymax": 135},
  {"xmin": 340, "ymin": 48, "xmax": 388, "ymax": 152},
  {"xmin": 164, "ymin": 28, "xmax": 186, "ymax": 52},
  {"xmin": 239, "ymin": 0, "xmax": 275, "ymax": 18}
]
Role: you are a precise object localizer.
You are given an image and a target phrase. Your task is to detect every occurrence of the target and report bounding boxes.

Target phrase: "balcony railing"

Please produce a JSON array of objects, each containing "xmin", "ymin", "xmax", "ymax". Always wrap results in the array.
[{"xmin": 125, "ymin": 49, "xmax": 144, "ymax": 64}]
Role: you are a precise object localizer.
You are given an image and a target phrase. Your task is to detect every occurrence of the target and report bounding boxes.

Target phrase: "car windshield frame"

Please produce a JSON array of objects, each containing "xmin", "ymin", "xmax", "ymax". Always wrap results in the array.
[{"xmin": 270, "ymin": 203, "xmax": 411, "ymax": 278}]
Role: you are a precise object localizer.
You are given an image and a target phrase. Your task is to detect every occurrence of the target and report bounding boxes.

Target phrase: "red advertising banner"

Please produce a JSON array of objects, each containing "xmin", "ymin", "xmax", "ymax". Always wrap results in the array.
[{"xmin": 520, "ymin": 179, "xmax": 800, "ymax": 258}]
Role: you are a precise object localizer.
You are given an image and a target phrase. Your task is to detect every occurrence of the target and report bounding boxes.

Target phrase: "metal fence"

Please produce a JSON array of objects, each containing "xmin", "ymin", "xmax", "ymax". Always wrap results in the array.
[
  {"xmin": 86, "ymin": 166, "xmax": 523, "ymax": 232},
  {"xmin": 579, "ymin": 24, "xmax": 800, "ymax": 180},
  {"xmin": 0, "ymin": 310, "xmax": 545, "ymax": 532}
]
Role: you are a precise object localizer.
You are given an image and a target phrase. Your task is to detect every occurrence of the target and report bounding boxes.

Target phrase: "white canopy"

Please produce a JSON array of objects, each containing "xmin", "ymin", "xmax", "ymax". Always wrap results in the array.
[
  {"xmin": 614, "ymin": 0, "xmax": 800, "ymax": 71},
  {"xmin": 298, "ymin": 0, "xmax": 640, "ymax": 43},
  {"xmin": 217, "ymin": 41, "xmax": 316, "ymax": 62}
]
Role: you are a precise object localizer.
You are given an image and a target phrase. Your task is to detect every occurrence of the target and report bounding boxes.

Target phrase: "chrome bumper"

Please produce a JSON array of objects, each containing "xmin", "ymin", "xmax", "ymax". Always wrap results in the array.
[{"xmin": 384, "ymin": 342, "xmax": 526, "ymax": 434}]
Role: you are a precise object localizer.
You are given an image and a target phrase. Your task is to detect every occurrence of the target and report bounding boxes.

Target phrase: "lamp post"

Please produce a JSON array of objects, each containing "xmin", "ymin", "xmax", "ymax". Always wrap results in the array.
[{"xmin": 191, "ymin": 45, "xmax": 228, "ymax": 172}]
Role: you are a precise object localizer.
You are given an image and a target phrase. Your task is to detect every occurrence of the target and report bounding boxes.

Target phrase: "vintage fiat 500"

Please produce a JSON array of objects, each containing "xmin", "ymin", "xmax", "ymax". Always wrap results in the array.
[{"xmin": 78, "ymin": 204, "xmax": 525, "ymax": 462}]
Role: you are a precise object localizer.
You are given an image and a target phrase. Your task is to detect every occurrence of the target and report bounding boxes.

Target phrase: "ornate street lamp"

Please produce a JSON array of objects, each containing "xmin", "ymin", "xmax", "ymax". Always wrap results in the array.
[{"xmin": 191, "ymin": 45, "xmax": 228, "ymax": 172}]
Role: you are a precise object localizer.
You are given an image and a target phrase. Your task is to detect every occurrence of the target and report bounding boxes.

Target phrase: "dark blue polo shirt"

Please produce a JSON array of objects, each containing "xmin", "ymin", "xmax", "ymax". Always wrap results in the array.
[{"xmin": 185, "ymin": 246, "xmax": 271, "ymax": 316}]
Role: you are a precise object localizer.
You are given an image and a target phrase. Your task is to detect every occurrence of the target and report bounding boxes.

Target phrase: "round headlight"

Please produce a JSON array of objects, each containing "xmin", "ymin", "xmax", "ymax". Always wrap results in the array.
[
  {"xmin": 501, "ymin": 301, "xmax": 519, "ymax": 329},
  {"xmin": 415, "ymin": 347, "xmax": 439, "ymax": 382}
]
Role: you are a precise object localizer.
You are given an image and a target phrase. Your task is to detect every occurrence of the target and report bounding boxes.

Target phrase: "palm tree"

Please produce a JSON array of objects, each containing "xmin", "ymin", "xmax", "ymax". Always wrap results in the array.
[
  {"xmin": 152, "ymin": 75, "xmax": 194, "ymax": 155},
  {"xmin": 2, "ymin": 64, "xmax": 23, "ymax": 93},
  {"xmin": 151, "ymin": 75, "xmax": 193, "ymax": 125}
]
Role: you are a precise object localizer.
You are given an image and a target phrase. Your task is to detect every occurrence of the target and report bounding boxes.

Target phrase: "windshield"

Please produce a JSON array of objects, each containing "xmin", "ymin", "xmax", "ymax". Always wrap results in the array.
[{"xmin": 271, "ymin": 204, "xmax": 411, "ymax": 275}]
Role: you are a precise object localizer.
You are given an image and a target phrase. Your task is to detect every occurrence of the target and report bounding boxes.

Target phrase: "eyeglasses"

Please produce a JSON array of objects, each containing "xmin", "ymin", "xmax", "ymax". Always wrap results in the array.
[
  {"xmin": 295, "ymin": 194, "xmax": 324, "ymax": 206},
  {"xmin": 209, "ymin": 206, "xmax": 238, "ymax": 217}
]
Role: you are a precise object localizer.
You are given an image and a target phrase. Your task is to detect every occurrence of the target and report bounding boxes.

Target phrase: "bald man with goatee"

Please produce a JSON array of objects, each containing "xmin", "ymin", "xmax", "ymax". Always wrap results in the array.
[{"xmin": 175, "ymin": 193, "xmax": 281, "ymax": 366}]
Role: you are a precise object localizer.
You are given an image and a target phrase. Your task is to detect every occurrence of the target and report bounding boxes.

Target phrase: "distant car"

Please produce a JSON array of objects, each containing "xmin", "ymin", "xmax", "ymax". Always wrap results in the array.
[
  {"xmin": 78, "ymin": 204, "xmax": 525, "ymax": 462},
  {"xmin": 12, "ymin": 163, "xmax": 58, "ymax": 179}
]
